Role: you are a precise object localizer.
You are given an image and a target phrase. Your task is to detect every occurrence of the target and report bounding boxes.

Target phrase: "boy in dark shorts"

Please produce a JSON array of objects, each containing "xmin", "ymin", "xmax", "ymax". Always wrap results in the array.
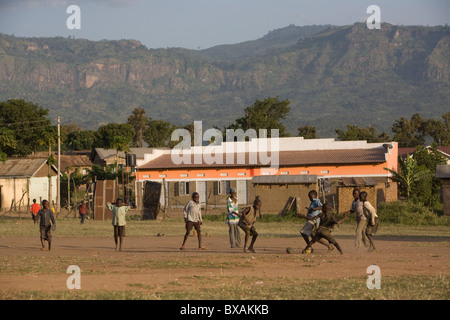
[
  {"xmin": 36, "ymin": 200, "xmax": 56, "ymax": 251},
  {"xmin": 238, "ymin": 199, "xmax": 262, "ymax": 253},
  {"xmin": 107, "ymin": 198, "xmax": 130, "ymax": 251},
  {"xmin": 180, "ymin": 192, "xmax": 205, "ymax": 250},
  {"xmin": 302, "ymin": 203, "xmax": 347, "ymax": 255},
  {"xmin": 299, "ymin": 190, "xmax": 334, "ymax": 253}
]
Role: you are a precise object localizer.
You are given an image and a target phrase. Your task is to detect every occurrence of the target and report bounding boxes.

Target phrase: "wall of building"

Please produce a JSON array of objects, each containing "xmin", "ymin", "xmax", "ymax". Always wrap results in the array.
[{"xmin": 442, "ymin": 180, "xmax": 450, "ymax": 216}]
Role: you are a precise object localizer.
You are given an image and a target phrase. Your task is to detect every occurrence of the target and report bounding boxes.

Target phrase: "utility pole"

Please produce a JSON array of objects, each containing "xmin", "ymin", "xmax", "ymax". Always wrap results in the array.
[{"xmin": 57, "ymin": 116, "xmax": 61, "ymax": 213}]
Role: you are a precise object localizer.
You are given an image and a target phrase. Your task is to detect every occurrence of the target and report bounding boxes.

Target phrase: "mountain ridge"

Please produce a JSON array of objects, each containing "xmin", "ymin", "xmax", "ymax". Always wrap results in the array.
[{"xmin": 0, "ymin": 23, "xmax": 449, "ymax": 138}]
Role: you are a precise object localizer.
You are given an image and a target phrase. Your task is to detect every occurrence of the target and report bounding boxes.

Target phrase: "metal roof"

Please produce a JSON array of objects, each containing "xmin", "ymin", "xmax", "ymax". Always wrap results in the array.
[
  {"xmin": 0, "ymin": 158, "xmax": 48, "ymax": 177},
  {"xmin": 341, "ymin": 177, "xmax": 378, "ymax": 186},
  {"xmin": 137, "ymin": 148, "xmax": 388, "ymax": 170},
  {"xmin": 252, "ymin": 174, "xmax": 318, "ymax": 184},
  {"xmin": 436, "ymin": 165, "xmax": 450, "ymax": 179}
]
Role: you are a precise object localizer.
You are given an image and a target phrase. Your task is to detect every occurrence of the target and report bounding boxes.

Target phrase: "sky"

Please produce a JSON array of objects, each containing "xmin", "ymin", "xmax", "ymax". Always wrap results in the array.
[{"xmin": 0, "ymin": 0, "xmax": 448, "ymax": 49}]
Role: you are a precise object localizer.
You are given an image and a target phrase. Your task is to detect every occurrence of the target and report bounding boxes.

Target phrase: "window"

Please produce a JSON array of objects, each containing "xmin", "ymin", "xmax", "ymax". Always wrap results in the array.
[
  {"xmin": 197, "ymin": 173, "xmax": 205, "ymax": 177},
  {"xmin": 143, "ymin": 174, "xmax": 150, "ymax": 178},
  {"xmin": 220, "ymin": 173, "xmax": 228, "ymax": 177},
  {"xmin": 321, "ymin": 170, "xmax": 329, "ymax": 174},
  {"xmin": 280, "ymin": 171, "xmax": 289, "ymax": 175},
  {"xmin": 301, "ymin": 171, "xmax": 309, "ymax": 174},
  {"xmin": 181, "ymin": 173, "xmax": 188, "ymax": 177},
  {"xmin": 159, "ymin": 174, "xmax": 167, "ymax": 178},
  {"xmin": 214, "ymin": 180, "xmax": 230, "ymax": 195},
  {"xmin": 174, "ymin": 181, "xmax": 190, "ymax": 196},
  {"xmin": 237, "ymin": 172, "xmax": 246, "ymax": 176}
]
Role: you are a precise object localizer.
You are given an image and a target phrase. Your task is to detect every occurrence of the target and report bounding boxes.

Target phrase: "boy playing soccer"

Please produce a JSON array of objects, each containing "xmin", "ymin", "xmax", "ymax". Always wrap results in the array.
[
  {"xmin": 238, "ymin": 198, "xmax": 262, "ymax": 253},
  {"xmin": 299, "ymin": 190, "xmax": 333, "ymax": 253},
  {"xmin": 302, "ymin": 203, "xmax": 347, "ymax": 255}
]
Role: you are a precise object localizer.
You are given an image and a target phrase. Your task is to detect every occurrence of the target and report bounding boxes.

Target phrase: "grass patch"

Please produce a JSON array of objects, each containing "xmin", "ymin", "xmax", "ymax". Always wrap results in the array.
[{"xmin": 1, "ymin": 275, "xmax": 447, "ymax": 300}]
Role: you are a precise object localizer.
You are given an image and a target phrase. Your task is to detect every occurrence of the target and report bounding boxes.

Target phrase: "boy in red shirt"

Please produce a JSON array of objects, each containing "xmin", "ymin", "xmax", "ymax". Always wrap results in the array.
[{"xmin": 30, "ymin": 199, "xmax": 40, "ymax": 224}]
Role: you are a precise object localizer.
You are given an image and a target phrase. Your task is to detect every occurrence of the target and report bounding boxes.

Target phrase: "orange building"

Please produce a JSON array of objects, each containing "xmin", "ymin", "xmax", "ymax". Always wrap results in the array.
[{"xmin": 135, "ymin": 137, "xmax": 398, "ymax": 214}]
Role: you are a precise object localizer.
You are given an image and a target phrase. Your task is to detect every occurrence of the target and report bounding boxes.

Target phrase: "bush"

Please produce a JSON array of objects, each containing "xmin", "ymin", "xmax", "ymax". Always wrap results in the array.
[{"xmin": 378, "ymin": 201, "xmax": 450, "ymax": 226}]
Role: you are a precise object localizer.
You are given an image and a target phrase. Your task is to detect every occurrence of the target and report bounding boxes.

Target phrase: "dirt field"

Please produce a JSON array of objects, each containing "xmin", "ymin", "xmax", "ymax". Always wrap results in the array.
[{"xmin": 1, "ymin": 232, "xmax": 449, "ymax": 298}]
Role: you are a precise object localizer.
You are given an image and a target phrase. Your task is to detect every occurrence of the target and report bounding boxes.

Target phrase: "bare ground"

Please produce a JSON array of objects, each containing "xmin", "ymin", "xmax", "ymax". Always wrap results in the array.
[{"xmin": 0, "ymin": 233, "xmax": 449, "ymax": 294}]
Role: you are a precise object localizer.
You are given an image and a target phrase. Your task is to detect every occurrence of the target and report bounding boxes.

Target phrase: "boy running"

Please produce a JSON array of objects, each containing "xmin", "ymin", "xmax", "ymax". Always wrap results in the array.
[
  {"xmin": 300, "ymin": 190, "xmax": 333, "ymax": 253},
  {"xmin": 302, "ymin": 203, "xmax": 347, "ymax": 255}
]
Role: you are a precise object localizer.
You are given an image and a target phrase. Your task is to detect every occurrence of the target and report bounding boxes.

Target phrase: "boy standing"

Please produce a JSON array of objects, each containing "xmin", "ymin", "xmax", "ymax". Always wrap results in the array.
[
  {"xmin": 180, "ymin": 192, "xmax": 205, "ymax": 250},
  {"xmin": 343, "ymin": 188, "xmax": 369, "ymax": 248},
  {"xmin": 238, "ymin": 199, "xmax": 262, "ymax": 253},
  {"xmin": 300, "ymin": 190, "xmax": 333, "ymax": 253},
  {"xmin": 359, "ymin": 191, "xmax": 379, "ymax": 252},
  {"xmin": 78, "ymin": 200, "xmax": 88, "ymax": 224},
  {"xmin": 106, "ymin": 198, "xmax": 130, "ymax": 251},
  {"xmin": 36, "ymin": 200, "xmax": 56, "ymax": 251},
  {"xmin": 30, "ymin": 199, "xmax": 40, "ymax": 224},
  {"xmin": 226, "ymin": 188, "xmax": 241, "ymax": 248}
]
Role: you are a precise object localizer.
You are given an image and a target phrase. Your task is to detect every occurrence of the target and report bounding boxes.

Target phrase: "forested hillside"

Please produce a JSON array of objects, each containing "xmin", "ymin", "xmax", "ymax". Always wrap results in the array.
[{"xmin": 0, "ymin": 23, "xmax": 448, "ymax": 137}]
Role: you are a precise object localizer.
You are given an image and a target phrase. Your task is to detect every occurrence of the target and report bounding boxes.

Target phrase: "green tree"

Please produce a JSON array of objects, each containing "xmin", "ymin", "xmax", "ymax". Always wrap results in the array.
[
  {"xmin": 0, "ymin": 99, "xmax": 51, "ymax": 156},
  {"xmin": 227, "ymin": 96, "xmax": 291, "ymax": 137},
  {"xmin": 88, "ymin": 164, "xmax": 118, "ymax": 181},
  {"xmin": 0, "ymin": 127, "xmax": 17, "ymax": 162},
  {"xmin": 425, "ymin": 112, "xmax": 450, "ymax": 146},
  {"xmin": 127, "ymin": 108, "xmax": 147, "ymax": 147},
  {"xmin": 297, "ymin": 125, "xmax": 317, "ymax": 139},
  {"xmin": 66, "ymin": 130, "xmax": 96, "ymax": 151},
  {"xmin": 411, "ymin": 145, "xmax": 447, "ymax": 206},
  {"xmin": 336, "ymin": 124, "xmax": 390, "ymax": 142},
  {"xmin": 95, "ymin": 123, "xmax": 135, "ymax": 149},
  {"xmin": 143, "ymin": 119, "xmax": 177, "ymax": 148},
  {"xmin": 391, "ymin": 113, "xmax": 427, "ymax": 147}
]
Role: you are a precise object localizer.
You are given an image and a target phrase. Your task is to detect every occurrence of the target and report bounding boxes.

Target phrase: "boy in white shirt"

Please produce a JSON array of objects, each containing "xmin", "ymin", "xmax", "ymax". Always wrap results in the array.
[{"xmin": 359, "ymin": 191, "xmax": 379, "ymax": 252}]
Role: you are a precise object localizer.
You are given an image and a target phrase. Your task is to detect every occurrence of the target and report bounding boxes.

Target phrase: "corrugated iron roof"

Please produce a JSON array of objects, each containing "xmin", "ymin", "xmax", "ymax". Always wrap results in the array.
[
  {"xmin": 252, "ymin": 175, "xmax": 318, "ymax": 184},
  {"xmin": 93, "ymin": 148, "xmax": 169, "ymax": 160},
  {"xmin": 57, "ymin": 155, "xmax": 93, "ymax": 172},
  {"xmin": 341, "ymin": 177, "xmax": 378, "ymax": 186},
  {"xmin": 436, "ymin": 165, "xmax": 450, "ymax": 179},
  {"xmin": 0, "ymin": 158, "xmax": 48, "ymax": 177},
  {"xmin": 137, "ymin": 148, "xmax": 387, "ymax": 170}
]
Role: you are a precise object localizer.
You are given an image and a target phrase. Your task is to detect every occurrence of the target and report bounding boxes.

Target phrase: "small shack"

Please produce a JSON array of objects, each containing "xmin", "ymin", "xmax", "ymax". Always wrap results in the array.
[
  {"xmin": 337, "ymin": 177, "xmax": 378, "ymax": 213},
  {"xmin": 251, "ymin": 175, "xmax": 318, "ymax": 215},
  {"xmin": 0, "ymin": 158, "xmax": 58, "ymax": 213}
]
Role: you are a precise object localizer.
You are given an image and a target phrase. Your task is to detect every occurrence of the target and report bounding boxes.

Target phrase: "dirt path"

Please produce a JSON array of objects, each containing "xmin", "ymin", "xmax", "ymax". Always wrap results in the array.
[{"xmin": 1, "ymin": 234, "xmax": 449, "ymax": 293}]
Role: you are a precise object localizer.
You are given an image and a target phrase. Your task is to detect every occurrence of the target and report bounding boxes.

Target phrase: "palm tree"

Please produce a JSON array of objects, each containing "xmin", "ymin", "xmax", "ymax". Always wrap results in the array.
[{"xmin": 384, "ymin": 155, "xmax": 432, "ymax": 199}]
